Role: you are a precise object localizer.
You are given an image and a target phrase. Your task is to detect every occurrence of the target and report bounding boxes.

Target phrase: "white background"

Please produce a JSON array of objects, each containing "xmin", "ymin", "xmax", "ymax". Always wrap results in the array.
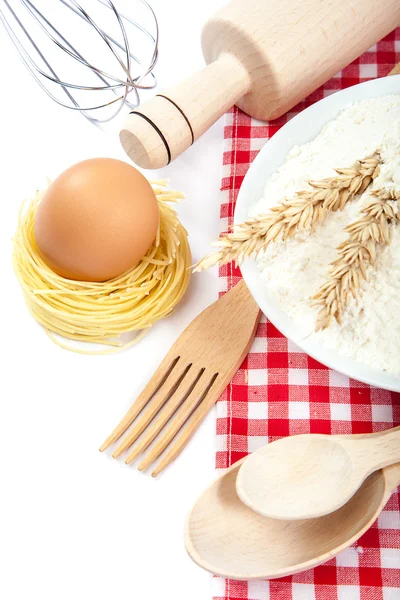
[{"xmin": 0, "ymin": 1, "xmax": 228, "ymax": 599}]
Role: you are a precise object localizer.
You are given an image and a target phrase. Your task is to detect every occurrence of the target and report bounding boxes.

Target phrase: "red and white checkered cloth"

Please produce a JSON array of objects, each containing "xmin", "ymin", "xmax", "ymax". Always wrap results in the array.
[{"xmin": 213, "ymin": 29, "xmax": 400, "ymax": 600}]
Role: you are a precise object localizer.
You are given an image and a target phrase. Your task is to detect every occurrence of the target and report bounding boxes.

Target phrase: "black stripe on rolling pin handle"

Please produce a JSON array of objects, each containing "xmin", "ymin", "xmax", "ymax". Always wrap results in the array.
[
  {"xmin": 129, "ymin": 110, "xmax": 171, "ymax": 165},
  {"xmin": 156, "ymin": 95, "xmax": 195, "ymax": 145}
]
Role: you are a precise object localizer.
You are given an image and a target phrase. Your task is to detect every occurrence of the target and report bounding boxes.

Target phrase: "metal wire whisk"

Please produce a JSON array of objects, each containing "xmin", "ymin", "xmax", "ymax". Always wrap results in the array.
[{"xmin": 0, "ymin": 0, "xmax": 159, "ymax": 123}]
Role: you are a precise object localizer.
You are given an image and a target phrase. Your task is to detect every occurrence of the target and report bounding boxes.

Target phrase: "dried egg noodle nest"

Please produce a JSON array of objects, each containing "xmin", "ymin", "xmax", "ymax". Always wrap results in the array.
[{"xmin": 13, "ymin": 182, "xmax": 191, "ymax": 354}]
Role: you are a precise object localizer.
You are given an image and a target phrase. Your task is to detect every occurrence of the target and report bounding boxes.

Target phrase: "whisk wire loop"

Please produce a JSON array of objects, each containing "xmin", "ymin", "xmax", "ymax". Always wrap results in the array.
[{"xmin": 0, "ymin": 0, "xmax": 159, "ymax": 122}]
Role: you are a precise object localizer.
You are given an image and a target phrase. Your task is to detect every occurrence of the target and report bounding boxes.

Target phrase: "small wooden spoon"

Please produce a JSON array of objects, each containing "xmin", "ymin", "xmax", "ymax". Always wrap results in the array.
[
  {"xmin": 185, "ymin": 455, "xmax": 400, "ymax": 580},
  {"xmin": 236, "ymin": 427, "xmax": 400, "ymax": 520}
]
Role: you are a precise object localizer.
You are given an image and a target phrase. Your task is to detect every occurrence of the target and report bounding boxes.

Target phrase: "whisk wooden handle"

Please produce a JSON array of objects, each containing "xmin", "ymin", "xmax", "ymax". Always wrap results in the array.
[{"xmin": 120, "ymin": 54, "xmax": 250, "ymax": 169}]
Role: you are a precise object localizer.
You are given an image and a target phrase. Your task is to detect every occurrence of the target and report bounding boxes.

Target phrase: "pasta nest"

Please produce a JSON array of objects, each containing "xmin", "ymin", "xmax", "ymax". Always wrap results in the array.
[{"xmin": 13, "ymin": 181, "xmax": 191, "ymax": 354}]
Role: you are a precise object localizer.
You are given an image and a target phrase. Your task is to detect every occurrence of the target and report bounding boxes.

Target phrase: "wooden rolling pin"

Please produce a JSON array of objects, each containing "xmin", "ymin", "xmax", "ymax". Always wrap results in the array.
[{"xmin": 120, "ymin": 0, "xmax": 400, "ymax": 169}]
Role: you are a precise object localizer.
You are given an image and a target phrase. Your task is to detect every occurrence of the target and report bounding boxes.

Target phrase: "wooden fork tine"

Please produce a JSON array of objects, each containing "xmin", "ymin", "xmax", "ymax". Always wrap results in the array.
[
  {"xmin": 138, "ymin": 374, "xmax": 221, "ymax": 476},
  {"xmin": 111, "ymin": 363, "xmax": 191, "ymax": 458},
  {"xmin": 125, "ymin": 369, "xmax": 205, "ymax": 464},
  {"xmin": 99, "ymin": 355, "xmax": 180, "ymax": 452}
]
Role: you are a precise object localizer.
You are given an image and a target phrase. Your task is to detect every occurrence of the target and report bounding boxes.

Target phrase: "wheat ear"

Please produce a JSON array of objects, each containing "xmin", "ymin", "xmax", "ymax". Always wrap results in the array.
[
  {"xmin": 193, "ymin": 153, "xmax": 381, "ymax": 272},
  {"xmin": 313, "ymin": 188, "xmax": 400, "ymax": 331}
]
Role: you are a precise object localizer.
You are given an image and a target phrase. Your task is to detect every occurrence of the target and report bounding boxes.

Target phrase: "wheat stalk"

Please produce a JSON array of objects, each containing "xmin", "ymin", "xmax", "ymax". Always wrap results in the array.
[
  {"xmin": 193, "ymin": 153, "xmax": 381, "ymax": 272},
  {"xmin": 313, "ymin": 188, "xmax": 400, "ymax": 331}
]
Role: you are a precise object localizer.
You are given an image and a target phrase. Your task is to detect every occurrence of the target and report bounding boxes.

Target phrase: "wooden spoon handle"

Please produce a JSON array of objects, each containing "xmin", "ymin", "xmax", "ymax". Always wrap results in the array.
[
  {"xmin": 333, "ymin": 427, "xmax": 400, "ymax": 493},
  {"xmin": 383, "ymin": 462, "xmax": 400, "ymax": 494},
  {"xmin": 120, "ymin": 54, "xmax": 250, "ymax": 169},
  {"xmin": 343, "ymin": 427, "xmax": 400, "ymax": 474},
  {"xmin": 370, "ymin": 428, "xmax": 400, "ymax": 468}
]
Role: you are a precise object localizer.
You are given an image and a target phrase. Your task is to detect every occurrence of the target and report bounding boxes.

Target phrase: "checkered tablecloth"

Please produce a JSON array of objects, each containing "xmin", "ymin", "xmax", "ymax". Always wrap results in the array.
[{"xmin": 212, "ymin": 29, "xmax": 400, "ymax": 600}]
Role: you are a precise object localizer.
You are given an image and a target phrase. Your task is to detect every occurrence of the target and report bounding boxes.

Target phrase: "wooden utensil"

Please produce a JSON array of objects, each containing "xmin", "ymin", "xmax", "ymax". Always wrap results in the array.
[
  {"xmin": 236, "ymin": 427, "xmax": 400, "ymax": 521},
  {"xmin": 185, "ymin": 446, "xmax": 400, "ymax": 580},
  {"xmin": 120, "ymin": 0, "xmax": 400, "ymax": 169},
  {"xmin": 100, "ymin": 281, "xmax": 261, "ymax": 476}
]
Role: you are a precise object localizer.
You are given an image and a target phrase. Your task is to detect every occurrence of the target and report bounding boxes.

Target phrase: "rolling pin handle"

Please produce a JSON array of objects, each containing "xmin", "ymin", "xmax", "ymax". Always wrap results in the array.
[{"xmin": 120, "ymin": 54, "xmax": 250, "ymax": 170}]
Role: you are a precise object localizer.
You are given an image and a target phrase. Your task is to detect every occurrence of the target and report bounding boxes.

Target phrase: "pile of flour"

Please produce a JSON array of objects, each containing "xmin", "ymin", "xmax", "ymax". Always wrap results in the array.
[{"xmin": 252, "ymin": 95, "xmax": 400, "ymax": 376}]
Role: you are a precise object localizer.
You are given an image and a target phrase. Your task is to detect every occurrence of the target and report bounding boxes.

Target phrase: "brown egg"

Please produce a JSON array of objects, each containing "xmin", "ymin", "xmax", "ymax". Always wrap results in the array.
[{"xmin": 34, "ymin": 158, "xmax": 159, "ymax": 281}]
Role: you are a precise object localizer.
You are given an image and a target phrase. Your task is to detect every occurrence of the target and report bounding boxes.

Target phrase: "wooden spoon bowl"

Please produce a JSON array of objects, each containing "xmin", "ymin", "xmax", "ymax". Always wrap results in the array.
[
  {"xmin": 185, "ymin": 458, "xmax": 400, "ymax": 580},
  {"xmin": 236, "ymin": 427, "xmax": 400, "ymax": 520}
]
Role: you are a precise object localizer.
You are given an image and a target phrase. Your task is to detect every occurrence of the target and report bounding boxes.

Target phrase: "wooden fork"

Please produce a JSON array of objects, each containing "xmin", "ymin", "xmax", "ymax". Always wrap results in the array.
[{"xmin": 99, "ymin": 280, "xmax": 261, "ymax": 476}]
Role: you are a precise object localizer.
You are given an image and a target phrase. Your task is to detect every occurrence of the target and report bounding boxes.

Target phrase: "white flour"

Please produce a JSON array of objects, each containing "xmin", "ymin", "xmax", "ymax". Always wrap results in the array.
[{"xmin": 252, "ymin": 95, "xmax": 400, "ymax": 376}]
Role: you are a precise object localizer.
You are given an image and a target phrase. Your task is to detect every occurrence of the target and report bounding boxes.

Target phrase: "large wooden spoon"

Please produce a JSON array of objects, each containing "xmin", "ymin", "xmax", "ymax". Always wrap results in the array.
[
  {"xmin": 236, "ymin": 427, "xmax": 400, "ymax": 520},
  {"xmin": 185, "ymin": 455, "xmax": 400, "ymax": 580}
]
